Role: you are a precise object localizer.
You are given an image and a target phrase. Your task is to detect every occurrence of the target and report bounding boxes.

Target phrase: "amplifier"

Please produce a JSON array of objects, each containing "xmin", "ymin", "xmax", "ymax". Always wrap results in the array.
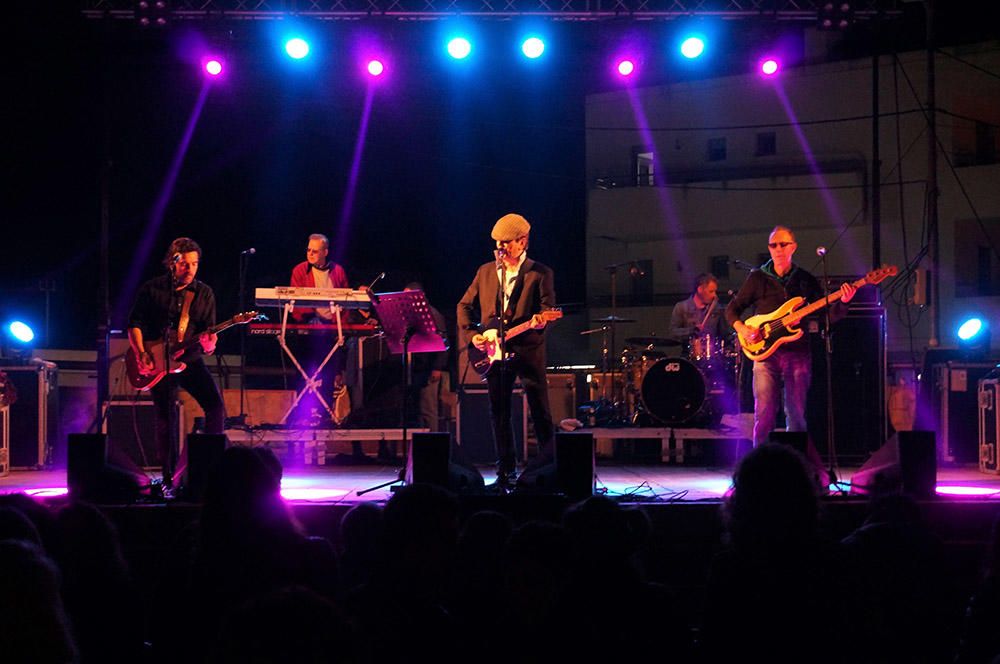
[
  {"xmin": 102, "ymin": 400, "xmax": 184, "ymax": 470},
  {"xmin": 456, "ymin": 388, "xmax": 526, "ymax": 464}
]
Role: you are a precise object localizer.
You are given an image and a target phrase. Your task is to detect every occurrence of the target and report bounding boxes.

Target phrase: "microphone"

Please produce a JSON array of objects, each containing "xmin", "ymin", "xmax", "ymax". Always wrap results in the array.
[
  {"xmin": 367, "ymin": 272, "xmax": 386, "ymax": 292},
  {"xmin": 171, "ymin": 253, "xmax": 182, "ymax": 264},
  {"xmin": 495, "ymin": 249, "xmax": 506, "ymax": 268},
  {"xmin": 816, "ymin": 246, "xmax": 827, "ymax": 257},
  {"xmin": 241, "ymin": 248, "xmax": 256, "ymax": 255}
]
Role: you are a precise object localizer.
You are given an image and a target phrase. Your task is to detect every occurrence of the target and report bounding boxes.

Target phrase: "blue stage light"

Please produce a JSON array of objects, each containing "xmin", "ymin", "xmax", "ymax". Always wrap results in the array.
[
  {"xmin": 8, "ymin": 321, "xmax": 34, "ymax": 344},
  {"xmin": 521, "ymin": 37, "xmax": 545, "ymax": 59},
  {"xmin": 447, "ymin": 37, "xmax": 472, "ymax": 60},
  {"xmin": 284, "ymin": 37, "xmax": 311, "ymax": 60},
  {"xmin": 680, "ymin": 36, "xmax": 705, "ymax": 59},
  {"xmin": 958, "ymin": 317, "xmax": 984, "ymax": 341}
]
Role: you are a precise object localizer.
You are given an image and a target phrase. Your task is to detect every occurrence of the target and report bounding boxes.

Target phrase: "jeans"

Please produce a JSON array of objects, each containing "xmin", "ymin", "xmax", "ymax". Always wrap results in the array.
[{"xmin": 751, "ymin": 350, "xmax": 811, "ymax": 447}]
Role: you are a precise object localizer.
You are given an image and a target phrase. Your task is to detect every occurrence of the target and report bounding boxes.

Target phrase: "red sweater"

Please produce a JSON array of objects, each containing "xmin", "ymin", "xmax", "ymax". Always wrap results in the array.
[{"xmin": 289, "ymin": 261, "xmax": 349, "ymax": 322}]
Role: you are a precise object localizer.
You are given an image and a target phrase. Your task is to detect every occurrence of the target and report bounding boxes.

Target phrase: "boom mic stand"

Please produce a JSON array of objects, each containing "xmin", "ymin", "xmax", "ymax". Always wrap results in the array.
[{"xmin": 233, "ymin": 248, "xmax": 253, "ymax": 428}]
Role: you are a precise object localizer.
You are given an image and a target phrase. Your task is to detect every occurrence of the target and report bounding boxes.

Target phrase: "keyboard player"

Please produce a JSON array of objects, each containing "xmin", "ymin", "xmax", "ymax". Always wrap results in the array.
[{"xmin": 288, "ymin": 233, "xmax": 356, "ymax": 426}]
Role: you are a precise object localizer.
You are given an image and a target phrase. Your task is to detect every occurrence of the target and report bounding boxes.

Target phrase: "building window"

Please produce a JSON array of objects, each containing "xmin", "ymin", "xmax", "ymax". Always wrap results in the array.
[
  {"xmin": 756, "ymin": 131, "xmax": 776, "ymax": 156},
  {"xmin": 634, "ymin": 150, "xmax": 654, "ymax": 186},
  {"xmin": 707, "ymin": 137, "xmax": 727, "ymax": 162}
]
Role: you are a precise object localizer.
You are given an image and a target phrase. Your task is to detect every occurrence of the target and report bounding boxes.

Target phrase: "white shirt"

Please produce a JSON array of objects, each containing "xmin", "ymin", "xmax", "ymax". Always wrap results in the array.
[
  {"xmin": 310, "ymin": 266, "xmax": 334, "ymax": 320},
  {"xmin": 496, "ymin": 252, "xmax": 527, "ymax": 313}
]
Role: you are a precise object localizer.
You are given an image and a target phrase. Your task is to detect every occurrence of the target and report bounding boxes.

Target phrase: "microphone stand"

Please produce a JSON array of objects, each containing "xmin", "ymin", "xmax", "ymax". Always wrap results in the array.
[
  {"xmin": 234, "ymin": 250, "xmax": 253, "ymax": 428},
  {"xmin": 497, "ymin": 251, "xmax": 511, "ymax": 481},
  {"xmin": 819, "ymin": 251, "xmax": 842, "ymax": 492}
]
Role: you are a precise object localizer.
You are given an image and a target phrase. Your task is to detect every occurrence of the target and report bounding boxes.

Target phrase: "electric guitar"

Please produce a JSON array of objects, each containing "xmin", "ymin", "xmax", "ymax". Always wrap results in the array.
[
  {"xmin": 126, "ymin": 311, "xmax": 260, "ymax": 391},
  {"xmin": 467, "ymin": 309, "xmax": 563, "ymax": 378},
  {"xmin": 737, "ymin": 265, "xmax": 897, "ymax": 362}
]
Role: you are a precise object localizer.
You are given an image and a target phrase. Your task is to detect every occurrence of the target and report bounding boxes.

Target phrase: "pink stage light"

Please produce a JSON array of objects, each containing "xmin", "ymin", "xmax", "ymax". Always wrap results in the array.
[
  {"xmin": 760, "ymin": 57, "xmax": 780, "ymax": 77},
  {"xmin": 280, "ymin": 487, "xmax": 351, "ymax": 501},
  {"xmin": 936, "ymin": 485, "xmax": 1000, "ymax": 498},
  {"xmin": 204, "ymin": 59, "xmax": 223, "ymax": 77},
  {"xmin": 617, "ymin": 60, "xmax": 636, "ymax": 77},
  {"xmin": 24, "ymin": 487, "xmax": 69, "ymax": 498},
  {"xmin": 367, "ymin": 60, "xmax": 385, "ymax": 77}
]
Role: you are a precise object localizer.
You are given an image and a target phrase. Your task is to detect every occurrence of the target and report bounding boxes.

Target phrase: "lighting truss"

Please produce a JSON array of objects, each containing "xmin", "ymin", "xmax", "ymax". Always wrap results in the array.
[{"xmin": 81, "ymin": 0, "xmax": 900, "ymax": 22}]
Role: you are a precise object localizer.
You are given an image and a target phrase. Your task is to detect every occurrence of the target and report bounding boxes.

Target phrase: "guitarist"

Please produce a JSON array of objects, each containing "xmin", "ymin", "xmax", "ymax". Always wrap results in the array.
[
  {"xmin": 128, "ymin": 237, "xmax": 225, "ymax": 488},
  {"xmin": 457, "ymin": 213, "xmax": 556, "ymax": 488},
  {"xmin": 724, "ymin": 226, "xmax": 855, "ymax": 448}
]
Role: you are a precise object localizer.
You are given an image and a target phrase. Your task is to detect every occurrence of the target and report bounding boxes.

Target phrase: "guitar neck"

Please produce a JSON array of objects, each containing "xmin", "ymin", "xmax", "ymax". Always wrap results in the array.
[
  {"xmin": 174, "ymin": 318, "xmax": 239, "ymax": 353},
  {"xmin": 785, "ymin": 275, "xmax": 869, "ymax": 324}
]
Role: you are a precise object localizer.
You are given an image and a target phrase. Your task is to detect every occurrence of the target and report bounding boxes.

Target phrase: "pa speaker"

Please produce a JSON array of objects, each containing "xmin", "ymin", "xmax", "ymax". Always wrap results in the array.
[
  {"xmin": 183, "ymin": 433, "xmax": 228, "ymax": 501},
  {"xmin": 406, "ymin": 432, "xmax": 450, "ymax": 487},
  {"xmin": 67, "ymin": 433, "xmax": 107, "ymax": 498},
  {"xmin": 556, "ymin": 432, "xmax": 595, "ymax": 500},
  {"xmin": 850, "ymin": 431, "xmax": 937, "ymax": 498}
]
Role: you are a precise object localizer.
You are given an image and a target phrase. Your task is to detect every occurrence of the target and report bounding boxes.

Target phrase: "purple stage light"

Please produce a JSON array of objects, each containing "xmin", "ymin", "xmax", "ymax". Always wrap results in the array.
[
  {"xmin": 760, "ymin": 57, "xmax": 780, "ymax": 77},
  {"xmin": 617, "ymin": 60, "xmax": 636, "ymax": 77},
  {"xmin": 367, "ymin": 59, "xmax": 385, "ymax": 77},
  {"xmin": 204, "ymin": 59, "xmax": 223, "ymax": 76}
]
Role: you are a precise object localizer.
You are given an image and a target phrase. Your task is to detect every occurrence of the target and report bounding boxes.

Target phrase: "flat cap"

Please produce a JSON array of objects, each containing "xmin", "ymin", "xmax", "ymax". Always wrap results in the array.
[{"xmin": 491, "ymin": 213, "xmax": 531, "ymax": 242}]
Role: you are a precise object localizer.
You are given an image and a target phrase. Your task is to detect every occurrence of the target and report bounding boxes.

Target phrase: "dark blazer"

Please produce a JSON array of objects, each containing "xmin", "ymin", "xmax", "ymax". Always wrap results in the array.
[{"xmin": 457, "ymin": 257, "xmax": 556, "ymax": 349}]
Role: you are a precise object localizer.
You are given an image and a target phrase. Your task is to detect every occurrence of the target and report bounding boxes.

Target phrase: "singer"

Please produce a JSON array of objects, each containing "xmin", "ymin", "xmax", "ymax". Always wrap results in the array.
[
  {"xmin": 457, "ymin": 213, "xmax": 557, "ymax": 489},
  {"xmin": 127, "ymin": 237, "xmax": 225, "ymax": 490},
  {"xmin": 725, "ymin": 226, "xmax": 855, "ymax": 451}
]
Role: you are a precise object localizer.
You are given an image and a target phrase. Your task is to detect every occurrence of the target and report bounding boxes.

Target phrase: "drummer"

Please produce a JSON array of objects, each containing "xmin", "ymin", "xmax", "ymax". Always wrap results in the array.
[{"xmin": 669, "ymin": 273, "xmax": 730, "ymax": 350}]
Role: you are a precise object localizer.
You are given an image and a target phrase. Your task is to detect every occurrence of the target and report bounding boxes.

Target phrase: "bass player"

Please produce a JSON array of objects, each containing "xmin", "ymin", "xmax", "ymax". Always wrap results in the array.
[{"xmin": 725, "ymin": 226, "xmax": 855, "ymax": 448}]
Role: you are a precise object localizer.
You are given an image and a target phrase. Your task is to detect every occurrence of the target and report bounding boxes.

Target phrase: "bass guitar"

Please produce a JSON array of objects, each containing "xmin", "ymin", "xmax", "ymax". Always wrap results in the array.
[
  {"xmin": 126, "ymin": 311, "xmax": 260, "ymax": 391},
  {"xmin": 737, "ymin": 265, "xmax": 897, "ymax": 362},
  {"xmin": 467, "ymin": 309, "xmax": 563, "ymax": 378}
]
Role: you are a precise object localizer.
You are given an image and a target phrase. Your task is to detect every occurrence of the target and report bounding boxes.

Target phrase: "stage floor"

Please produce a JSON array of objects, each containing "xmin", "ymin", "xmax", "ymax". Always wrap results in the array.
[{"xmin": 3, "ymin": 460, "xmax": 1000, "ymax": 504}]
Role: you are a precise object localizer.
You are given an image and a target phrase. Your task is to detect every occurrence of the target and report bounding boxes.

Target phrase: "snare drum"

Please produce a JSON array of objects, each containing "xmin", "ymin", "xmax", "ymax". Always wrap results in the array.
[
  {"xmin": 687, "ymin": 333, "xmax": 724, "ymax": 363},
  {"xmin": 639, "ymin": 357, "xmax": 707, "ymax": 426}
]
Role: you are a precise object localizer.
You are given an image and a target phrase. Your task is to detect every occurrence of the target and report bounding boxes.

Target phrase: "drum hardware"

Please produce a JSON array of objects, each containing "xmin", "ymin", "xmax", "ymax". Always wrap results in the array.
[{"xmin": 624, "ymin": 336, "xmax": 682, "ymax": 347}]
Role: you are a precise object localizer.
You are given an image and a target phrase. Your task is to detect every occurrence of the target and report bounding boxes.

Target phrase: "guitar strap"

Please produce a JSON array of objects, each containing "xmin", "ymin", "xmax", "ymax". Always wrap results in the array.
[{"xmin": 177, "ymin": 289, "xmax": 195, "ymax": 343}]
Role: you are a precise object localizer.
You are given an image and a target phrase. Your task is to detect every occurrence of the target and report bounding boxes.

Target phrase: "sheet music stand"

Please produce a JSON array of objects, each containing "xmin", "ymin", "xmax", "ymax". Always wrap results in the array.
[{"xmin": 356, "ymin": 289, "xmax": 447, "ymax": 495}]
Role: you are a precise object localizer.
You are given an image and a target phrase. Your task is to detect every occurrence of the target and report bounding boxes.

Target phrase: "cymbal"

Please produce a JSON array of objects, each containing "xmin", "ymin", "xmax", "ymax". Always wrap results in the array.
[
  {"xmin": 625, "ymin": 336, "xmax": 682, "ymax": 347},
  {"xmin": 593, "ymin": 315, "xmax": 636, "ymax": 323}
]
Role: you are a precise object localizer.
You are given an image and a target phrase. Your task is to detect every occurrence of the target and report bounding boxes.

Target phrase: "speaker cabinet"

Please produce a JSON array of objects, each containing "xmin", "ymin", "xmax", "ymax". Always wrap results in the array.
[
  {"xmin": 456, "ymin": 389, "xmax": 526, "ymax": 464},
  {"xmin": 406, "ymin": 432, "xmax": 450, "ymax": 487},
  {"xmin": 183, "ymin": 433, "xmax": 228, "ymax": 501},
  {"xmin": 807, "ymin": 307, "xmax": 886, "ymax": 464},
  {"xmin": 556, "ymin": 432, "xmax": 595, "ymax": 500},
  {"xmin": 102, "ymin": 400, "xmax": 184, "ymax": 470},
  {"xmin": 67, "ymin": 433, "xmax": 107, "ymax": 498}
]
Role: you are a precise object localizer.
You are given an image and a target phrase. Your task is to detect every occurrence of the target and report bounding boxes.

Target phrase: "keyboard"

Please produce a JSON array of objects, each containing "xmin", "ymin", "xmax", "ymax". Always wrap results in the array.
[{"xmin": 254, "ymin": 287, "xmax": 371, "ymax": 309}]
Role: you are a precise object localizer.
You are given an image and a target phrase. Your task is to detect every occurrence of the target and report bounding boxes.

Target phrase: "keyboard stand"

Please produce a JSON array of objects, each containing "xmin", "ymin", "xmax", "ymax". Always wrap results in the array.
[{"xmin": 275, "ymin": 298, "xmax": 346, "ymax": 424}]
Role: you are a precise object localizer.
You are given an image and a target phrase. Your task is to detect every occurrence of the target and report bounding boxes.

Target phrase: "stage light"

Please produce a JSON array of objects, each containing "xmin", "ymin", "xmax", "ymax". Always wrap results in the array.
[
  {"xmin": 760, "ymin": 57, "xmax": 780, "ymax": 77},
  {"xmin": 284, "ymin": 37, "xmax": 311, "ymax": 60},
  {"xmin": 680, "ymin": 36, "xmax": 706, "ymax": 59},
  {"xmin": 204, "ymin": 59, "xmax": 223, "ymax": 77},
  {"xmin": 616, "ymin": 60, "xmax": 636, "ymax": 77},
  {"xmin": 957, "ymin": 316, "xmax": 992, "ymax": 359},
  {"xmin": 447, "ymin": 37, "xmax": 472, "ymax": 60},
  {"xmin": 367, "ymin": 60, "xmax": 385, "ymax": 77},
  {"xmin": 521, "ymin": 37, "xmax": 546, "ymax": 59},
  {"xmin": 8, "ymin": 321, "xmax": 34, "ymax": 344}
]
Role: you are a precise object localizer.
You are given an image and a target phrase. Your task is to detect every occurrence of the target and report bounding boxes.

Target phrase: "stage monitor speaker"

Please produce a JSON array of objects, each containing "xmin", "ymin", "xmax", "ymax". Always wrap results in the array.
[
  {"xmin": 556, "ymin": 432, "xmax": 595, "ymax": 500},
  {"xmin": 66, "ymin": 433, "xmax": 142, "ymax": 502},
  {"xmin": 406, "ymin": 432, "xmax": 450, "ymax": 487},
  {"xmin": 850, "ymin": 430, "xmax": 937, "ymax": 498},
  {"xmin": 183, "ymin": 433, "xmax": 228, "ymax": 501}
]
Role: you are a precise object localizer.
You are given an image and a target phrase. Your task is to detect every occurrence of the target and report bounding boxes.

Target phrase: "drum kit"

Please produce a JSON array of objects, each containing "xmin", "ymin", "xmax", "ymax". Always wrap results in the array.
[{"xmin": 582, "ymin": 318, "xmax": 742, "ymax": 429}]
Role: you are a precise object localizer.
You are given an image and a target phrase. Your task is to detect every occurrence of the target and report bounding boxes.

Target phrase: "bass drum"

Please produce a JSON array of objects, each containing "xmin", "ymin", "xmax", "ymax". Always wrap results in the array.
[{"xmin": 639, "ymin": 357, "xmax": 706, "ymax": 426}]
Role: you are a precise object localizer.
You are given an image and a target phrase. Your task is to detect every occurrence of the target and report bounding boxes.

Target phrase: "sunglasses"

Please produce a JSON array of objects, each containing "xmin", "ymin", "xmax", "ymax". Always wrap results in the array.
[{"xmin": 768, "ymin": 242, "xmax": 795, "ymax": 249}]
